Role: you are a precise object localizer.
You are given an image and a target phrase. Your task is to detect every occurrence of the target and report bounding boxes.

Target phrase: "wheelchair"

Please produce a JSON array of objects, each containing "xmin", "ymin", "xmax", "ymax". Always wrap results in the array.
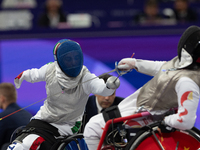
[
  {"xmin": 55, "ymin": 133, "xmax": 88, "ymax": 150},
  {"xmin": 8, "ymin": 125, "xmax": 88, "ymax": 150},
  {"xmin": 8, "ymin": 110, "xmax": 200, "ymax": 150},
  {"xmin": 19, "ymin": 111, "xmax": 198, "ymax": 150},
  {"xmin": 97, "ymin": 110, "xmax": 200, "ymax": 150},
  {"xmin": 57, "ymin": 119, "xmax": 200, "ymax": 150}
]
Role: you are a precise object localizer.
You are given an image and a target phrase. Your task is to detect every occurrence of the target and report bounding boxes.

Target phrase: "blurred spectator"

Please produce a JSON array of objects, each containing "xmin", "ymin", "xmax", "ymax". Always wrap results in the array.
[
  {"xmin": 0, "ymin": 10, "xmax": 33, "ymax": 31},
  {"xmin": 133, "ymin": 0, "xmax": 172, "ymax": 26},
  {"xmin": 172, "ymin": 0, "xmax": 198, "ymax": 24},
  {"xmin": 0, "ymin": 83, "xmax": 32, "ymax": 150},
  {"xmin": 1, "ymin": 0, "xmax": 37, "ymax": 9},
  {"xmin": 38, "ymin": 0, "xmax": 67, "ymax": 29}
]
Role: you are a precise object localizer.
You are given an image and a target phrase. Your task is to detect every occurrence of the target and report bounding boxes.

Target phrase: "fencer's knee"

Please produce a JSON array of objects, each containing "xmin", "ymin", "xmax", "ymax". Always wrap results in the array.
[
  {"xmin": 83, "ymin": 121, "xmax": 92, "ymax": 137},
  {"xmin": 83, "ymin": 117, "xmax": 97, "ymax": 136},
  {"xmin": 7, "ymin": 142, "xmax": 23, "ymax": 150},
  {"xmin": 84, "ymin": 115, "xmax": 104, "ymax": 139}
]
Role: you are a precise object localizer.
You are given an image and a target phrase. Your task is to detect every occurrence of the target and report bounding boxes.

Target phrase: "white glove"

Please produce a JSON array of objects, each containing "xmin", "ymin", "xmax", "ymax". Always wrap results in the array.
[
  {"xmin": 14, "ymin": 71, "xmax": 24, "ymax": 89},
  {"xmin": 117, "ymin": 58, "xmax": 136, "ymax": 71}
]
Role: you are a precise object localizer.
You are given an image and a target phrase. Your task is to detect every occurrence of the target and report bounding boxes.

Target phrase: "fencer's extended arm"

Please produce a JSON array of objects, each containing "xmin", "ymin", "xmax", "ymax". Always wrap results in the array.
[
  {"xmin": 118, "ymin": 58, "xmax": 165, "ymax": 76},
  {"xmin": 14, "ymin": 64, "xmax": 48, "ymax": 89},
  {"xmin": 82, "ymin": 73, "xmax": 115, "ymax": 97},
  {"xmin": 164, "ymin": 77, "xmax": 200, "ymax": 130}
]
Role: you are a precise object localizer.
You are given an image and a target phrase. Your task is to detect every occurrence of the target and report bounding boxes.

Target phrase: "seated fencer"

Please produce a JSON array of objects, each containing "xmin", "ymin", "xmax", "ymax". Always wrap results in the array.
[
  {"xmin": 7, "ymin": 39, "xmax": 120, "ymax": 150},
  {"xmin": 83, "ymin": 25, "xmax": 200, "ymax": 150}
]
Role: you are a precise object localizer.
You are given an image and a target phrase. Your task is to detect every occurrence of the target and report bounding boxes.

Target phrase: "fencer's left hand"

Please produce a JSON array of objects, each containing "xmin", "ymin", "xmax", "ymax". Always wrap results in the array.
[
  {"xmin": 14, "ymin": 71, "xmax": 24, "ymax": 89},
  {"xmin": 157, "ymin": 120, "xmax": 176, "ymax": 134},
  {"xmin": 106, "ymin": 76, "xmax": 120, "ymax": 89}
]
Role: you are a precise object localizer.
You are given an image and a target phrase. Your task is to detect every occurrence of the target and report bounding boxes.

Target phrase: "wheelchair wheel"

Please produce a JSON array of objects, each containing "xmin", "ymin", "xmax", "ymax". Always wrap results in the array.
[
  {"xmin": 56, "ymin": 134, "xmax": 88, "ymax": 150},
  {"xmin": 125, "ymin": 123, "xmax": 200, "ymax": 150}
]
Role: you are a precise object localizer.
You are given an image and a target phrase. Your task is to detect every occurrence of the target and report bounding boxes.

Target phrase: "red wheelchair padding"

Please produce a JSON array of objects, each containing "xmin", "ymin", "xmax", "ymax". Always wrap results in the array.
[{"xmin": 136, "ymin": 131, "xmax": 200, "ymax": 150}]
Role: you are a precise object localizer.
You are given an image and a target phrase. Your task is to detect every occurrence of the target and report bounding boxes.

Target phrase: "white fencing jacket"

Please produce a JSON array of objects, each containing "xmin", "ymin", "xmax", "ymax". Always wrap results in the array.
[{"xmin": 14, "ymin": 61, "xmax": 115, "ymax": 135}]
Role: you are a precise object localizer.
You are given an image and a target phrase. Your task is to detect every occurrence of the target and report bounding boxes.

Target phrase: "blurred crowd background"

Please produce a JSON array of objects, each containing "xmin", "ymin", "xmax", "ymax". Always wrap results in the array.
[
  {"xmin": 0, "ymin": 0, "xmax": 199, "ymax": 128},
  {"xmin": 0, "ymin": 0, "xmax": 200, "ymax": 38}
]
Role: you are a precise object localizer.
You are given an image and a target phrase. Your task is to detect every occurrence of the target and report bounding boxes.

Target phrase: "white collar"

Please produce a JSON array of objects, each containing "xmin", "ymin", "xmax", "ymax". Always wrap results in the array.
[
  {"xmin": 174, "ymin": 48, "xmax": 193, "ymax": 69},
  {"xmin": 55, "ymin": 61, "xmax": 83, "ymax": 90},
  {"xmin": 95, "ymin": 97, "xmax": 103, "ymax": 114}
]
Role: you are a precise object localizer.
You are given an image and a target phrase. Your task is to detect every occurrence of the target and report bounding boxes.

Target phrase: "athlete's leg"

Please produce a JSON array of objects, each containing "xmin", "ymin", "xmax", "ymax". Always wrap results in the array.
[
  {"xmin": 7, "ymin": 142, "xmax": 24, "ymax": 150},
  {"xmin": 83, "ymin": 113, "xmax": 105, "ymax": 150},
  {"xmin": 7, "ymin": 134, "xmax": 44, "ymax": 150},
  {"xmin": 84, "ymin": 94, "xmax": 138, "ymax": 150}
]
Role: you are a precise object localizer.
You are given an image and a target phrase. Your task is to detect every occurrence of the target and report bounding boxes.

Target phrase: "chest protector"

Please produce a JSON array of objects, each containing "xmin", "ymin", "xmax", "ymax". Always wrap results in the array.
[
  {"xmin": 39, "ymin": 62, "xmax": 89, "ymax": 124},
  {"xmin": 137, "ymin": 57, "xmax": 200, "ymax": 111}
]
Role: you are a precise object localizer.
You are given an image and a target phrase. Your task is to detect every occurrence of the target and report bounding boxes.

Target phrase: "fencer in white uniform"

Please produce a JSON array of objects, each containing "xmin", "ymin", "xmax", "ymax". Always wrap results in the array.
[{"xmin": 7, "ymin": 39, "xmax": 119, "ymax": 150}]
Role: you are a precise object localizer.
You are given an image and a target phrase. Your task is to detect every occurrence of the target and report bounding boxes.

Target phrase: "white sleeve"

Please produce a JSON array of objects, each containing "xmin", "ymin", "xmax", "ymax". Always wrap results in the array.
[
  {"xmin": 82, "ymin": 72, "xmax": 115, "ymax": 96},
  {"xmin": 14, "ymin": 63, "xmax": 48, "ymax": 89},
  {"xmin": 164, "ymin": 77, "xmax": 200, "ymax": 130},
  {"xmin": 135, "ymin": 59, "xmax": 165, "ymax": 76}
]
